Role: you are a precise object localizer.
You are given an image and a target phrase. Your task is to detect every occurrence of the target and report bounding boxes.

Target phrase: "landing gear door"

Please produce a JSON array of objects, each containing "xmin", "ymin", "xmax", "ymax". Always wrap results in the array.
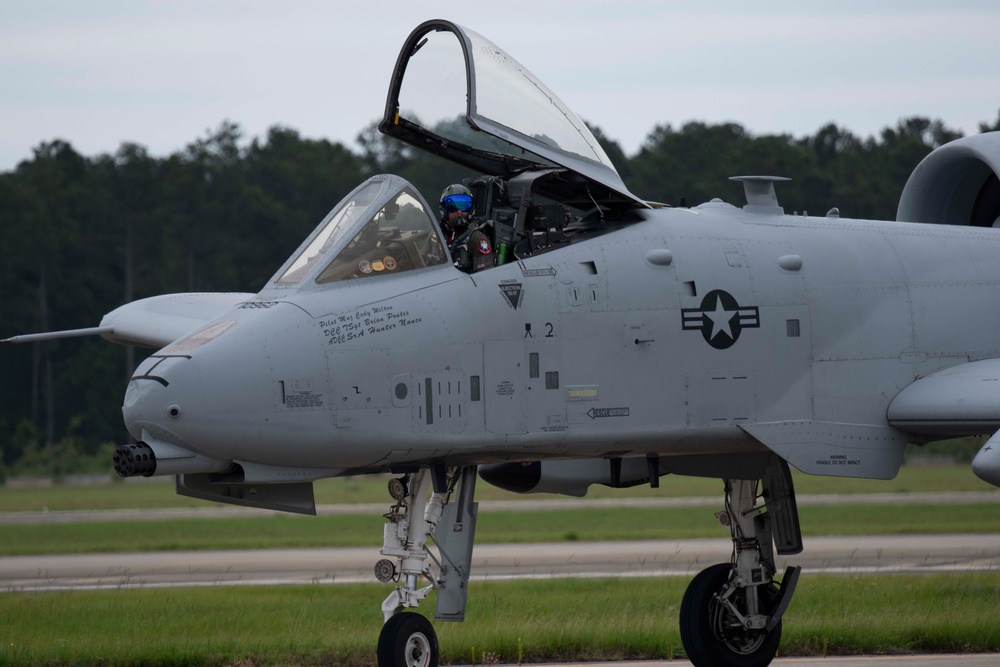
[{"xmin": 483, "ymin": 340, "xmax": 526, "ymax": 435}]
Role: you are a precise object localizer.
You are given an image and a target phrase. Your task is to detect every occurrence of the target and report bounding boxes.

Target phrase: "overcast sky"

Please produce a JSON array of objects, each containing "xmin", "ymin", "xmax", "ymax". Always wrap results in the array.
[{"xmin": 1, "ymin": 0, "xmax": 997, "ymax": 172}]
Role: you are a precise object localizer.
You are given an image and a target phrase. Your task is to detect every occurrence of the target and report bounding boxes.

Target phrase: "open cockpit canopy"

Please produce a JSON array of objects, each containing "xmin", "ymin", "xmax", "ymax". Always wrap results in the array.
[
  {"xmin": 379, "ymin": 20, "xmax": 646, "ymax": 209},
  {"xmin": 268, "ymin": 21, "xmax": 656, "ymax": 292}
]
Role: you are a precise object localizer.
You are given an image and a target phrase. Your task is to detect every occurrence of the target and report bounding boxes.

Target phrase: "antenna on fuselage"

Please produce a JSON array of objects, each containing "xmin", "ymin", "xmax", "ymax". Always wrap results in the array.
[{"xmin": 730, "ymin": 175, "xmax": 791, "ymax": 214}]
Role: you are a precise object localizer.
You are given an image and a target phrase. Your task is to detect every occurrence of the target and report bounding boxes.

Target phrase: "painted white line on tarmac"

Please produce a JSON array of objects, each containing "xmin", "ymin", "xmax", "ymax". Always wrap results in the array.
[{"xmin": 503, "ymin": 656, "xmax": 1000, "ymax": 667}]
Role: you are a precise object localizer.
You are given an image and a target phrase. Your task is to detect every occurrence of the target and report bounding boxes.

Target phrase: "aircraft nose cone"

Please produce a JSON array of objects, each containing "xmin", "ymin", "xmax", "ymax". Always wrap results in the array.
[
  {"xmin": 121, "ymin": 356, "xmax": 194, "ymax": 442},
  {"xmin": 122, "ymin": 378, "xmax": 163, "ymax": 441}
]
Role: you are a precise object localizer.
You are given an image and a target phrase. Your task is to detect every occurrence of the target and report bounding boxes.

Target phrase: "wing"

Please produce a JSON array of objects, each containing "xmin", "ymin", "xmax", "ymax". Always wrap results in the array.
[
  {"xmin": 3, "ymin": 292, "xmax": 254, "ymax": 348},
  {"xmin": 888, "ymin": 358, "xmax": 1000, "ymax": 487}
]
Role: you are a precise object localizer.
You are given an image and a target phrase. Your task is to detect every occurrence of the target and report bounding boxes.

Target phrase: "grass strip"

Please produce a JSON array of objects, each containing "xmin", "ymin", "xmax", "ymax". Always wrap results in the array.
[
  {"xmin": 0, "ymin": 573, "xmax": 997, "ymax": 666},
  {"xmin": 2, "ymin": 464, "xmax": 995, "ymax": 513},
  {"xmin": 0, "ymin": 503, "xmax": 998, "ymax": 556}
]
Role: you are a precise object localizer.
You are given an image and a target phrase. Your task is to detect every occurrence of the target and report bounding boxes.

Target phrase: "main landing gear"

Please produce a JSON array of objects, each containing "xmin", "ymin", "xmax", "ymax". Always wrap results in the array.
[
  {"xmin": 370, "ymin": 460, "xmax": 801, "ymax": 667},
  {"xmin": 374, "ymin": 466, "xmax": 479, "ymax": 667},
  {"xmin": 680, "ymin": 464, "xmax": 803, "ymax": 667}
]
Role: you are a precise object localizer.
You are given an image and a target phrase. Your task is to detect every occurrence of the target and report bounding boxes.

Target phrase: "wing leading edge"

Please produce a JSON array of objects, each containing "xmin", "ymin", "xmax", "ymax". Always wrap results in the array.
[{"xmin": 888, "ymin": 358, "xmax": 1000, "ymax": 487}]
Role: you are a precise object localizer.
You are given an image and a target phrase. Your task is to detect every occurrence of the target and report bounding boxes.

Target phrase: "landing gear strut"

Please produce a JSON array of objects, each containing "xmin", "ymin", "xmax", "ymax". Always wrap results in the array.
[
  {"xmin": 375, "ymin": 466, "xmax": 479, "ymax": 667},
  {"xmin": 680, "ymin": 473, "xmax": 802, "ymax": 667}
]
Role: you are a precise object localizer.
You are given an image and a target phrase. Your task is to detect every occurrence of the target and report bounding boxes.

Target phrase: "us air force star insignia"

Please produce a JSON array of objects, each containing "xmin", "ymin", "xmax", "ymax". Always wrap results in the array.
[{"xmin": 681, "ymin": 289, "xmax": 760, "ymax": 349}]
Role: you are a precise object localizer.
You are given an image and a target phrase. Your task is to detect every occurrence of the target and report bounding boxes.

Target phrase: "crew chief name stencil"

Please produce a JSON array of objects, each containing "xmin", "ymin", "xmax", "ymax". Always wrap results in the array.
[{"xmin": 681, "ymin": 289, "xmax": 760, "ymax": 349}]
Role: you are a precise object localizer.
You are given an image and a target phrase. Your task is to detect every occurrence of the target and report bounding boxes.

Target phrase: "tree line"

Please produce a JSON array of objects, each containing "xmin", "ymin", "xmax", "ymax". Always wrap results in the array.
[{"xmin": 2, "ymin": 112, "xmax": 998, "ymax": 478}]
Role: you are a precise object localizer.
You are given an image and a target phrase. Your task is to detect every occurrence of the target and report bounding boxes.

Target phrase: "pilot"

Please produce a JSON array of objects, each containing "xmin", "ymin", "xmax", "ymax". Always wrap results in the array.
[{"xmin": 440, "ymin": 184, "xmax": 493, "ymax": 272}]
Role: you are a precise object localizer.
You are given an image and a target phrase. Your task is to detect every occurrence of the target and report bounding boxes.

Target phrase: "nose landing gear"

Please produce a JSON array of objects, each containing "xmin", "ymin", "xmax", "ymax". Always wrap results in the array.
[{"xmin": 375, "ymin": 466, "xmax": 479, "ymax": 667}]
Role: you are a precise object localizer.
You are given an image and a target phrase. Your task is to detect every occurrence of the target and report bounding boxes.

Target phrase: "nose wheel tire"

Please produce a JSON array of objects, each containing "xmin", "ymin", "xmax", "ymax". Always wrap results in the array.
[
  {"xmin": 680, "ymin": 563, "xmax": 781, "ymax": 667},
  {"xmin": 377, "ymin": 612, "xmax": 439, "ymax": 667}
]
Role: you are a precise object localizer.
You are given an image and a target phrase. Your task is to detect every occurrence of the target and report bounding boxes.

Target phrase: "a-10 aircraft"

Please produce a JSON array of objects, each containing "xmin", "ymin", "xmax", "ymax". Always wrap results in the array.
[{"xmin": 7, "ymin": 18, "xmax": 1000, "ymax": 667}]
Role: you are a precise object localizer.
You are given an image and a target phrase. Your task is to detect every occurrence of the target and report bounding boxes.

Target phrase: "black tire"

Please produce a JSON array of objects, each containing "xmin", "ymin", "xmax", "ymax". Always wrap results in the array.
[
  {"xmin": 680, "ymin": 563, "xmax": 781, "ymax": 667},
  {"xmin": 377, "ymin": 612, "xmax": 439, "ymax": 667}
]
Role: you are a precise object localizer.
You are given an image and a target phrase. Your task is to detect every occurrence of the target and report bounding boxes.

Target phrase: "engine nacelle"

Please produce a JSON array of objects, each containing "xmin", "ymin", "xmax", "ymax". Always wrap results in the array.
[{"xmin": 897, "ymin": 132, "xmax": 1000, "ymax": 227}]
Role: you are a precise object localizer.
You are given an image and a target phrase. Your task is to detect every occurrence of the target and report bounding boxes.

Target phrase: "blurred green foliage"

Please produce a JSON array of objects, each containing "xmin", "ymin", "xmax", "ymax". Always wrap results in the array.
[{"xmin": 2, "ymin": 113, "xmax": 999, "ymax": 472}]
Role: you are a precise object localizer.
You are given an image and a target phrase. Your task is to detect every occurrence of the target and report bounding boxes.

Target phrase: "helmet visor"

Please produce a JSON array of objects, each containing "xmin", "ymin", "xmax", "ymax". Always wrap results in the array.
[{"xmin": 442, "ymin": 193, "xmax": 473, "ymax": 213}]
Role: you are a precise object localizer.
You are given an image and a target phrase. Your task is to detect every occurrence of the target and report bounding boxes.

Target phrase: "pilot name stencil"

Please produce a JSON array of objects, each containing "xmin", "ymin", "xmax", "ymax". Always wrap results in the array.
[
  {"xmin": 320, "ymin": 305, "xmax": 423, "ymax": 345},
  {"xmin": 681, "ymin": 289, "xmax": 760, "ymax": 350}
]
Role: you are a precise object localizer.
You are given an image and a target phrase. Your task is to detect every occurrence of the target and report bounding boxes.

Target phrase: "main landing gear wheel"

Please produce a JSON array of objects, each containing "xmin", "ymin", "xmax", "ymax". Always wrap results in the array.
[
  {"xmin": 377, "ymin": 612, "xmax": 439, "ymax": 667},
  {"xmin": 680, "ymin": 563, "xmax": 781, "ymax": 667}
]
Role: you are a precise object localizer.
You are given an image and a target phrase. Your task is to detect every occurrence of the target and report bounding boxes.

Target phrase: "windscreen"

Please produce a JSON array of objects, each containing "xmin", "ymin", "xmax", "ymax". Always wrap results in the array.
[
  {"xmin": 315, "ymin": 187, "xmax": 447, "ymax": 284},
  {"xmin": 276, "ymin": 180, "xmax": 385, "ymax": 284}
]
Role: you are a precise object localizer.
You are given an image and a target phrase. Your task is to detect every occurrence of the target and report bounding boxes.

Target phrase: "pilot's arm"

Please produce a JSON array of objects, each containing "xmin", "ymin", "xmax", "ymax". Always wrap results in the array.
[{"xmin": 467, "ymin": 225, "xmax": 494, "ymax": 272}]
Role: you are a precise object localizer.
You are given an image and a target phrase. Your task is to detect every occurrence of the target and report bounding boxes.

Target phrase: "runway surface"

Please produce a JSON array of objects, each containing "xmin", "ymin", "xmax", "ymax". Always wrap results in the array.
[
  {"xmin": 511, "ymin": 657, "xmax": 999, "ymax": 667},
  {"xmin": 2, "ymin": 533, "xmax": 997, "ymax": 592}
]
